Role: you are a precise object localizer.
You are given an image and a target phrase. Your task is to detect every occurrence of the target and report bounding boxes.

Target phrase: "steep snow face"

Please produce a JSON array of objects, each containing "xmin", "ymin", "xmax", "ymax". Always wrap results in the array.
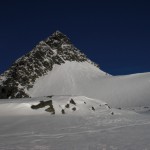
[{"xmin": 28, "ymin": 61, "xmax": 107, "ymax": 97}]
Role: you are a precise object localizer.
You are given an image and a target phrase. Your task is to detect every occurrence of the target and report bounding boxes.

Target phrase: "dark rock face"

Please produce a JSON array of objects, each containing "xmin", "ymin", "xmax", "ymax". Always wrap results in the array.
[
  {"xmin": 70, "ymin": 99, "xmax": 76, "ymax": 105},
  {"xmin": 0, "ymin": 86, "xmax": 28, "ymax": 99},
  {"xmin": 72, "ymin": 107, "xmax": 76, "ymax": 111},
  {"xmin": 65, "ymin": 104, "xmax": 70, "ymax": 108},
  {"xmin": 61, "ymin": 109, "xmax": 65, "ymax": 114},
  {"xmin": 91, "ymin": 106, "xmax": 95, "ymax": 111},
  {"xmin": 31, "ymin": 100, "xmax": 55, "ymax": 114},
  {"xmin": 0, "ymin": 31, "xmax": 98, "ymax": 99}
]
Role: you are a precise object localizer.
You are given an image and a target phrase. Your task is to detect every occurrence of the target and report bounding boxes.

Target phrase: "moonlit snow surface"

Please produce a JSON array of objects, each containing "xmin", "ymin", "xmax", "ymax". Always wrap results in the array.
[{"xmin": 0, "ymin": 96, "xmax": 150, "ymax": 150}]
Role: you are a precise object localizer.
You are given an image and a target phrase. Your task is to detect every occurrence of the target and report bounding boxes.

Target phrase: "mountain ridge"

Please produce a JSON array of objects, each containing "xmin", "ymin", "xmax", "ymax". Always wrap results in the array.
[{"xmin": 0, "ymin": 31, "xmax": 103, "ymax": 99}]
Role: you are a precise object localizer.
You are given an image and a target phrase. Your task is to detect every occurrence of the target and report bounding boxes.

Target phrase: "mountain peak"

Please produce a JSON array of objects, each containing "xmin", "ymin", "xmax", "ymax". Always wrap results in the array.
[
  {"xmin": 0, "ymin": 31, "xmax": 102, "ymax": 99},
  {"xmin": 52, "ymin": 30, "xmax": 64, "ymax": 36},
  {"xmin": 45, "ymin": 30, "xmax": 71, "ymax": 45}
]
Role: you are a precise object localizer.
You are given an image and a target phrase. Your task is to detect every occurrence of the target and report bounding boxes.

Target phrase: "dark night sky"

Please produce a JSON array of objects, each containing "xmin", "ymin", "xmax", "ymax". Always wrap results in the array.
[{"xmin": 0, "ymin": 0, "xmax": 150, "ymax": 75}]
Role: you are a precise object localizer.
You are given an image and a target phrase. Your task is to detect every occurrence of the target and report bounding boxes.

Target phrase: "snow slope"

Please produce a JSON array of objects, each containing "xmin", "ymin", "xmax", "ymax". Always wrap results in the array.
[
  {"xmin": 28, "ymin": 61, "xmax": 150, "ymax": 108},
  {"xmin": 82, "ymin": 72, "xmax": 150, "ymax": 108},
  {"xmin": 28, "ymin": 61, "xmax": 107, "ymax": 97},
  {"xmin": 0, "ymin": 96, "xmax": 150, "ymax": 150}
]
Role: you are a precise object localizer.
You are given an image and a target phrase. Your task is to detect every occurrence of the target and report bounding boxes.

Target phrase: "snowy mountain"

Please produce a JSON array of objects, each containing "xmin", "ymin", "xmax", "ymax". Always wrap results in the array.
[
  {"xmin": 0, "ymin": 31, "xmax": 150, "ymax": 109},
  {"xmin": 0, "ymin": 31, "xmax": 106, "ymax": 99},
  {"xmin": 0, "ymin": 31, "xmax": 150, "ymax": 150}
]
